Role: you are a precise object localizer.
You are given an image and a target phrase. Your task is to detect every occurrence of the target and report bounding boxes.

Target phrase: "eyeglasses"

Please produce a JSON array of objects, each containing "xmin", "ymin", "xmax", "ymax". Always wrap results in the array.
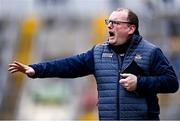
[{"xmin": 105, "ymin": 19, "xmax": 131, "ymax": 25}]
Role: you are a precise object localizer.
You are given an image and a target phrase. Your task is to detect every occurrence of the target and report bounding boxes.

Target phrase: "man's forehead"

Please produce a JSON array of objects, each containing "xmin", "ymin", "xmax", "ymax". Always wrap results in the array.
[{"xmin": 109, "ymin": 11, "xmax": 128, "ymax": 20}]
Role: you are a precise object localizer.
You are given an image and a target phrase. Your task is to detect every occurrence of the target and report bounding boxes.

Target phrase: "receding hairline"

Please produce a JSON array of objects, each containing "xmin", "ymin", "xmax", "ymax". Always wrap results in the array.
[
  {"xmin": 113, "ymin": 8, "xmax": 131, "ymax": 20},
  {"xmin": 114, "ymin": 8, "xmax": 138, "ymax": 23},
  {"xmin": 115, "ymin": 8, "xmax": 130, "ymax": 13}
]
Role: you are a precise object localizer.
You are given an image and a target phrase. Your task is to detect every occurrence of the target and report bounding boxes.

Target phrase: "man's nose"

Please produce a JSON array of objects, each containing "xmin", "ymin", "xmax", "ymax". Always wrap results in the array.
[{"xmin": 107, "ymin": 22, "xmax": 113, "ymax": 29}]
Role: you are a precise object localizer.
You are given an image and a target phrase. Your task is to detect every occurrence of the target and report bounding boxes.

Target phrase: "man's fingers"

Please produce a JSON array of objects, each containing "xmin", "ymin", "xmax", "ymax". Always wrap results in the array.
[
  {"xmin": 124, "ymin": 83, "xmax": 128, "ymax": 87},
  {"xmin": 8, "ymin": 67, "xmax": 17, "ymax": 71},
  {"xmin": 8, "ymin": 62, "xmax": 26, "ymax": 73},
  {"xmin": 8, "ymin": 61, "xmax": 30, "ymax": 74},
  {"xmin": 9, "ymin": 63, "xmax": 19, "ymax": 68},
  {"xmin": 14, "ymin": 61, "xmax": 24, "ymax": 67},
  {"xmin": 120, "ymin": 78, "xmax": 129, "ymax": 89},
  {"xmin": 119, "ymin": 78, "xmax": 126, "ymax": 84},
  {"xmin": 11, "ymin": 69, "xmax": 19, "ymax": 73},
  {"xmin": 9, "ymin": 69, "xmax": 18, "ymax": 73},
  {"xmin": 120, "ymin": 73, "xmax": 131, "ymax": 77},
  {"xmin": 8, "ymin": 67, "xmax": 20, "ymax": 73}
]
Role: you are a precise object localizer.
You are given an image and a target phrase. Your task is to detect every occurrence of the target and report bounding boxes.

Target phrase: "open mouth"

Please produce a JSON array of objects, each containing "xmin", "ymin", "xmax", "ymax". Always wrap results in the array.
[{"xmin": 109, "ymin": 31, "xmax": 115, "ymax": 37}]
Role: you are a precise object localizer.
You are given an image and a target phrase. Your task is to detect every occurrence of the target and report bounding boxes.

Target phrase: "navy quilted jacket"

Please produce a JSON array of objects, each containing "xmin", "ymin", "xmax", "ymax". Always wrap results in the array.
[{"xmin": 29, "ymin": 34, "xmax": 179, "ymax": 120}]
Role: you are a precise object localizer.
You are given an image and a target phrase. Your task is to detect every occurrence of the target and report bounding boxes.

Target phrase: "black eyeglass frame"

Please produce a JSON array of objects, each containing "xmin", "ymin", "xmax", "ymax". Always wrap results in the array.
[{"xmin": 105, "ymin": 19, "xmax": 132, "ymax": 25}]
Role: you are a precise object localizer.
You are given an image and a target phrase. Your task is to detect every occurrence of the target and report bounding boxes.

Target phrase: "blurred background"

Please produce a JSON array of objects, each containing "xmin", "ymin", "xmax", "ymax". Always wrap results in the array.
[{"xmin": 0, "ymin": 0, "xmax": 180, "ymax": 120}]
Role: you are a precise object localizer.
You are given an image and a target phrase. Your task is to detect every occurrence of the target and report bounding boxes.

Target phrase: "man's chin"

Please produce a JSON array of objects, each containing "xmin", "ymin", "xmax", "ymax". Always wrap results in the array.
[{"xmin": 108, "ymin": 39, "xmax": 116, "ymax": 45}]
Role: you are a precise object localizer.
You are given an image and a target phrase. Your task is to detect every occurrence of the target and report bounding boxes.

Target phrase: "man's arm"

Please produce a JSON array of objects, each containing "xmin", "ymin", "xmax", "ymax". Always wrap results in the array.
[
  {"xmin": 137, "ymin": 48, "xmax": 179, "ymax": 94},
  {"xmin": 9, "ymin": 48, "xmax": 94, "ymax": 78}
]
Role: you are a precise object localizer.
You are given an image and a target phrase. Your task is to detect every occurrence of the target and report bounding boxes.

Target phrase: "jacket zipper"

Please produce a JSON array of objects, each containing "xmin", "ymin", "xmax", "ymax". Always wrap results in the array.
[{"xmin": 117, "ymin": 54, "xmax": 123, "ymax": 119}]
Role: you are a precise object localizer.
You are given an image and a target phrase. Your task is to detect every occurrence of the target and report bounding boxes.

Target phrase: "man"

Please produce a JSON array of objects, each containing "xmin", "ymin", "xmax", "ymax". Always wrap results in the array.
[{"xmin": 8, "ymin": 8, "xmax": 179, "ymax": 120}]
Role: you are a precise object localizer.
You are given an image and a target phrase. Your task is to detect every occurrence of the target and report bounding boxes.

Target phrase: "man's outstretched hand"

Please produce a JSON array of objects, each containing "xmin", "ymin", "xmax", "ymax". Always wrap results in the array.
[{"xmin": 8, "ymin": 61, "xmax": 35, "ymax": 76}]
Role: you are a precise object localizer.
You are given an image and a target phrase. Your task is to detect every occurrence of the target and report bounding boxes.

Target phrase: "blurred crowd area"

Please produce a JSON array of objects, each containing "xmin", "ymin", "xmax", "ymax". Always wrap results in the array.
[{"xmin": 0, "ymin": 0, "xmax": 180, "ymax": 120}]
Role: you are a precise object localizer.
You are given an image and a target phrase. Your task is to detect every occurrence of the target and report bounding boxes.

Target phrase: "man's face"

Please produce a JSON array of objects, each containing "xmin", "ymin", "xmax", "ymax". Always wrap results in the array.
[{"xmin": 106, "ymin": 11, "xmax": 132, "ymax": 46}]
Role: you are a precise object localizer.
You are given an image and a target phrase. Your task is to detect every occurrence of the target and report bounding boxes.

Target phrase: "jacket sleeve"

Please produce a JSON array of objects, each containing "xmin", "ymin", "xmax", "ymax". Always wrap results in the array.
[
  {"xmin": 137, "ymin": 48, "xmax": 179, "ymax": 94},
  {"xmin": 28, "ymin": 47, "xmax": 94, "ymax": 78}
]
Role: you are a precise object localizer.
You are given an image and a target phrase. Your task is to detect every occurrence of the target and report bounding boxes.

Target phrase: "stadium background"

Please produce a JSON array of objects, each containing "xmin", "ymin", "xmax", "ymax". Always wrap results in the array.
[{"xmin": 0, "ymin": 0, "xmax": 180, "ymax": 120}]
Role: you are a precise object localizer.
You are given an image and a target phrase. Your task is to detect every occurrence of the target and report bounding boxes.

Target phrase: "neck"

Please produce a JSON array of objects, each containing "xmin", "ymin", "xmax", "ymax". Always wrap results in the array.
[{"xmin": 109, "ymin": 36, "xmax": 132, "ymax": 54}]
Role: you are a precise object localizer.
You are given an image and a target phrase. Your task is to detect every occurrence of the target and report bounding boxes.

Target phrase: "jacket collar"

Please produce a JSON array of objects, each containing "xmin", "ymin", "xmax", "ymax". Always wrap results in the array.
[
  {"xmin": 121, "ymin": 34, "xmax": 142, "ymax": 72},
  {"xmin": 106, "ymin": 34, "xmax": 142, "ymax": 54}
]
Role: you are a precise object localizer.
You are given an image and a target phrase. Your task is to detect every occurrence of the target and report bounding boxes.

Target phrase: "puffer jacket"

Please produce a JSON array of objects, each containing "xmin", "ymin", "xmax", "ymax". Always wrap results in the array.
[{"xmin": 29, "ymin": 34, "xmax": 179, "ymax": 120}]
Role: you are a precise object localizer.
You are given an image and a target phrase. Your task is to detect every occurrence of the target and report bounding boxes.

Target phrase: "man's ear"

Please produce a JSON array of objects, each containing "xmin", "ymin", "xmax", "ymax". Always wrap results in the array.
[{"xmin": 128, "ymin": 25, "xmax": 136, "ymax": 34}]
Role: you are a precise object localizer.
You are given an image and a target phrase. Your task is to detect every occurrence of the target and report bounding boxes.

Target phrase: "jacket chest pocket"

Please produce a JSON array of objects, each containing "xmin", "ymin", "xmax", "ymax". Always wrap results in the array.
[{"xmin": 123, "ymin": 60, "xmax": 150, "ymax": 76}]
